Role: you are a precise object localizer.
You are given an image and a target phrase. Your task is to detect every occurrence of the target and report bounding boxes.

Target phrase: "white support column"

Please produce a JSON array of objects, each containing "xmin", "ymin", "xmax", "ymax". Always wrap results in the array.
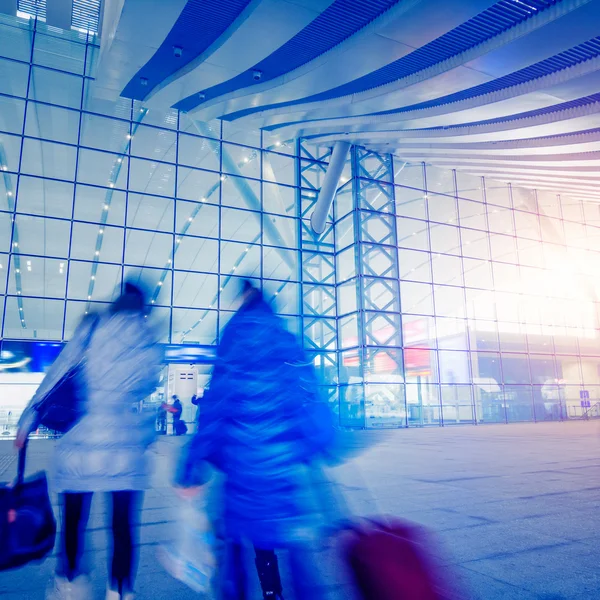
[{"xmin": 310, "ymin": 140, "xmax": 351, "ymax": 235}]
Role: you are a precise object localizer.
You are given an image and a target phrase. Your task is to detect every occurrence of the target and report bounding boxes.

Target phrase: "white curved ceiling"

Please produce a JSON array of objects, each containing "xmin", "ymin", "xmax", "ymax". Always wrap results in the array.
[{"xmin": 93, "ymin": 0, "xmax": 600, "ymax": 199}]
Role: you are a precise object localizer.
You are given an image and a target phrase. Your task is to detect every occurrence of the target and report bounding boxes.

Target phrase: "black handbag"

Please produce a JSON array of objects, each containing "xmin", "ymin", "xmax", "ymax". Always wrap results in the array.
[
  {"xmin": 34, "ymin": 315, "xmax": 99, "ymax": 433},
  {"xmin": 0, "ymin": 444, "xmax": 57, "ymax": 571}
]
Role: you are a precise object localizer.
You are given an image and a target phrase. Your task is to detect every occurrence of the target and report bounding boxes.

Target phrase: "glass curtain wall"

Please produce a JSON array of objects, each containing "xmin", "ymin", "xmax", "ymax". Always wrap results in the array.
[
  {"xmin": 2, "ymin": 14, "xmax": 600, "ymax": 429},
  {"xmin": 0, "ymin": 15, "xmax": 303, "ymax": 350},
  {"xmin": 335, "ymin": 146, "xmax": 600, "ymax": 428}
]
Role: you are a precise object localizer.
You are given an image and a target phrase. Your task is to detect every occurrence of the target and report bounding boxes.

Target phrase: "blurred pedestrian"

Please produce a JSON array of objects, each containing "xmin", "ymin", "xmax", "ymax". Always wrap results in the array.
[
  {"xmin": 171, "ymin": 396, "xmax": 186, "ymax": 436},
  {"xmin": 16, "ymin": 282, "xmax": 162, "ymax": 600},
  {"xmin": 191, "ymin": 394, "xmax": 200, "ymax": 424},
  {"xmin": 157, "ymin": 402, "xmax": 167, "ymax": 435},
  {"xmin": 176, "ymin": 280, "xmax": 335, "ymax": 600}
]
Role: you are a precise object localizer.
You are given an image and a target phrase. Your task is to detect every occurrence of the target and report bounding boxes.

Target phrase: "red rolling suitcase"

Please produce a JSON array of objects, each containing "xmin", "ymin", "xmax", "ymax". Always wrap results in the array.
[{"xmin": 343, "ymin": 519, "xmax": 456, "ymax": 600}]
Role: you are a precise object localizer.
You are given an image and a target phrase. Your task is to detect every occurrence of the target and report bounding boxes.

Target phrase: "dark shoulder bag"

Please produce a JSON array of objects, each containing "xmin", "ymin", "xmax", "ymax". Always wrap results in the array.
[
  {"xmin": 0, "ymin": 443, "xmax": 56, "ymax": 571},
  {"xmin": 34, "ymin": 316, "xmax": 99, "ymax": 434}
]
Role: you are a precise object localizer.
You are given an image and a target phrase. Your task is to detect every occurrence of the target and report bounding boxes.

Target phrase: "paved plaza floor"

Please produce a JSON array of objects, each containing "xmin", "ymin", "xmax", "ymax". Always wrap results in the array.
[{"xmin": 1, "ymin": 421, "xmax": 600, "ymax": 599}]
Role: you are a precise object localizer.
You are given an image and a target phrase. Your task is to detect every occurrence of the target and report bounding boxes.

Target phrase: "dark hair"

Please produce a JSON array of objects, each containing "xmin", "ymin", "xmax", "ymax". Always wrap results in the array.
[
  {"xmin": 111, "ymin": 282, "xmax": 146, "ymax": 314},
  {"xmin": 241, "ymin": 278, "xmax": 256, "ymax": 294}
]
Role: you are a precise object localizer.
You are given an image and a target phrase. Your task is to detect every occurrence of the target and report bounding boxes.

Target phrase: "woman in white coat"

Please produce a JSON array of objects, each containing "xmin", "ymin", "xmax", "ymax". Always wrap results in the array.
[{"xmin": 17, "ymin": 283, "xmax": 162, "ymax": 600}]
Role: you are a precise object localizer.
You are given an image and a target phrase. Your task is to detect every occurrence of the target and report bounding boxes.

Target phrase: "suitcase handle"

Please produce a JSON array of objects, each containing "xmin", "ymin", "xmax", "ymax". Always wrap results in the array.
[{"xmin": 16, "ymin": 442, "xmax": 27, "ymax": 487}]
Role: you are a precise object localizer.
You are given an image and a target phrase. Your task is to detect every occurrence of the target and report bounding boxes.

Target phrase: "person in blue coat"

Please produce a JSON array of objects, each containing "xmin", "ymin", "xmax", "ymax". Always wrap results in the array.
[
  {"xmin": 17, "ymin": 283, "xmax": 162, "ymax": 600},
  {"xmin": 176, "ymin": 280, "xmax": 335, "ymax": 600}
]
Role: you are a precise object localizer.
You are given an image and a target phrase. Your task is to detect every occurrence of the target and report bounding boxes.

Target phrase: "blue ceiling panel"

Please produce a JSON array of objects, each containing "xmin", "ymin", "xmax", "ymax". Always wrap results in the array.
[
  {"xmin": 222, "ymin": 0, "xmax": 561, "ymax": 120},
  {"xmin": 121, "ymin": 0, "xmax": 253, "ymax": 101},
  {"xmin": 371, "ymin": 36, "xmax": 600, "ymax": 117},
  {"xmin": 174, "ymin": 0, "xmax": 400, "ymax": 113}
]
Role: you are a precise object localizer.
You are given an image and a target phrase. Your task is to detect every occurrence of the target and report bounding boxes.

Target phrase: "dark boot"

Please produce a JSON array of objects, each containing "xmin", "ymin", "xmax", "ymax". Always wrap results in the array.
[{"xmin": 254, "ymin": 549, "xmax": 283, "ymax": 600}]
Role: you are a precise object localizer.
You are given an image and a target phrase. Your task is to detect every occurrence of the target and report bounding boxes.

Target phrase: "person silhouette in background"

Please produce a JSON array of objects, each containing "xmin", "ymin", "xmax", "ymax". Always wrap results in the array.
[
  {"xmin": 17, "ymin": 283, "xmax": 162, "ymax": 600},
  {"xmin": 176, "ymin": 279, "xmax": 335, "ymax": 600}
]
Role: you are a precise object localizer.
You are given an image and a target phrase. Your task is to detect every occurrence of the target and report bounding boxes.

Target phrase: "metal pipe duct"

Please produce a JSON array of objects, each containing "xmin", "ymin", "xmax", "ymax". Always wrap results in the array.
[{"xmin": 310, "ymin": 141, "xmax": 350, "ymax": 235}]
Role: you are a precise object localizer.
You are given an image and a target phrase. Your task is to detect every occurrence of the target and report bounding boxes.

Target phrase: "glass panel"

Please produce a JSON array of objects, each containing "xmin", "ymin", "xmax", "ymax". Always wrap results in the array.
[
  {"xmin": 221, "ymin": 208, "xmax": 261, "ymax": 243},
  {"xmin": 504, "ymin": 385, "xmax": 534, "ymax": 422},
  {"xmin": 127, "ymin": 194, "xmax": 174, "ymax": 232},
  {"xmin": 220, "ymin": 241, "xmax": 260, "ymax": 277},
  {"xmin": 77, "ymin": 149, "xmax": 129, "ymax": 189},
  {"xmin": 130, "ymin": 125, "xmax": 176, "ymax": 162},
  {"xmin": 0, "ymin": 252, "xmax": 7, "ymax": 293},
  {"xmin": 400, "ymin": 281, "xmax": 434, "ymax": 315},
  {"xmin": 176, "ymin": 167, "xmax": 220, "ymax": 202},
  {"xmin": 395, "ymin": 162, "xmax": 424, "ymax": 189},
  {"xmin": 3, "ymin": 296, "xmax": 65, "ymax": 340},
  {"xmin": 33, "ymin": 32, "xmax": 86, "ymax": 73},
  {"xmin": 490, "ymin": 233, "xmax": 517, "ymax": 263},
  {"xmin": 458, "ymin": 198, "xmax": 487, "ymax": 230},
  {"xmin": 432, "ymin": 254, "xmax": 463, "ymax": 286},
  {"xmin": 395, "ymin": 186, "xmax": 427, "ymax": 219},
  {"xmin": 426, "ymin": 166, "xmax": 454, "ymax": 196},
  {"xmin": 263, "ymin": 151, "xmax": 295, "ymax": 186},
  {"xmin": 174, "ymin": 236, "xmax": 219, "ymax": 272},
  {"xmin": 436, "ymin": 317, "xmax": 469, "ymax": 350},
  {"xmin": 399, "ymin": 249, "xmax": 431, "ymax": 283},
  {"xmin": 172, "ymin": 308, "xmax": 218, "ymax": 345},
  {"xmin": 428, "ymin": 193, "xmax": 457, "ymax": 224},
  {"xmin": 176, "ymin": 201, "xmax": 219, "ymax": 239},
  {"xmin": 485, "ymin": 180, "xmax": 511, "ymax": 207},
  {"xmin": 0, "ymin": 57, "xmax": 28, "ymax": 98},
  {"xmin": 0, "ymin": 95, "xmax": 25, "ymax": 136},
  {"xmin": 263, "ymin": 246, "xmax": 299, "ymax": 281},
  {"xmin": 337, "ymin": 280, "xmax": 357, "ymax": 316},
  {"xmin": 21, "ymin": 139, "xmax": 76, "ymax": 181},
  {"xmin": 25, "ymin": 102, "xmax": 79, "ymax": 144},
  {"xmin": 222, "ymin": 143, "xmax": 259, "ymax": 179},
  {"xmin": 461, "ymin": 228, "xmax": 490, "ymax": 260},
  {"xmin": 80, "ymin": 113, "xmax": 130, "ymax": 153},
  {"xmin": 129, "ymin": 158, "xmax": 175, "ymax": 197},
  {"xmin": 0, "ymin": 213, "xmax": 13, "ymax": 253},
  {"xmin": 463, "ymin": 258, "xmax": 493, "ymax": 290},
  {"xmin": 434, "ymin": 285, "xmax": 466, "ymax": 318},
  {"xmin": 30, "ymin": 66, "xmax": 82, "ymax": 109},
  {"xmin": 14, "ymin": 215, "xmax": 71, "ymax": 257},
  {"xmin": 265, "ymin": 280, "xmax": 300, "ymax": 315},
  {"xmin": 221, "ymin": 175, "xmax": 260, "ymax": 210},
  {"xmin": 364, "ymin": 383, "xmax": 406, "ymax": 428},
  {"xmin": 173, "ymin": 271, "xmax": 218, "ymax": 309},
  {"xmin": 336, "ymin": 247, "xmax": 356, "ymax": 282},
  {"xmin": 223, "ymin": 121, "xmax": 260, "ymax": 147},
  {"xmin": 406, "ymin": 384, "xmax": 441, "ymax": 426},
  {"xmin": 0, "ymin": 21, "xmax": 32, "ymax": 62},
  {"xmin": 17, "ymin": 176, "xmax": 74, "ymax": 218},
  {"xmin": 67, "ymin": 261, "xmax": 122, "ymax": 302},
  {"xmin": 441, "ymin": 384, "xmax": 474, "ymax": 424},
  {"xmin": 71, "ymin": 222, "xmax": 124, "ymax": 263},
  {"xmin": 335, "ymin": 214, "xmax": 355, "ymax": 252},
  {"xmin": 456, "ymin": 172, "xmax": 483, "ymax": 202},
  {"xmin": 501, "ymin": 353, "xmax": 531, "ymax": 384},
  {"xmin": 340, "ymin": 313, "xmax": 359, "ymax": 349},
  {"xmin": 429, "ymin": 223, "xmax": 460, "ymax": 255},
  {"xmin": 396, "ymin": 217, "xmax": 429, "ymax": 250},
  {"xmin": 8, "ymin": 255, "xmax": 67, "ymax": 297},
  {"xmin": 124, "ymin": 229, "xmax": 172, "ymax": 268},
  {"xmin": 488, "ymin": 206, "xmax": 515, "ymax": 236},
  {"xmin": 74, "ymin": 185, "xmax": 126, "ymax": 226},
  {"xmin": 263, "ymin": 183, "xmax": 296, "ymax": 217}
]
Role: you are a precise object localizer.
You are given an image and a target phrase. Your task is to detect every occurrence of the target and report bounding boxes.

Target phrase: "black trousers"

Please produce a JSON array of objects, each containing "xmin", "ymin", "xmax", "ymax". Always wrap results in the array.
[
  {"xmin": 224, "ymin": 545, "xmax": 283, "ymax": 600},
  {"xmin": 58, "ymin": 491, "xmax": 141, "ymax": 593}
]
